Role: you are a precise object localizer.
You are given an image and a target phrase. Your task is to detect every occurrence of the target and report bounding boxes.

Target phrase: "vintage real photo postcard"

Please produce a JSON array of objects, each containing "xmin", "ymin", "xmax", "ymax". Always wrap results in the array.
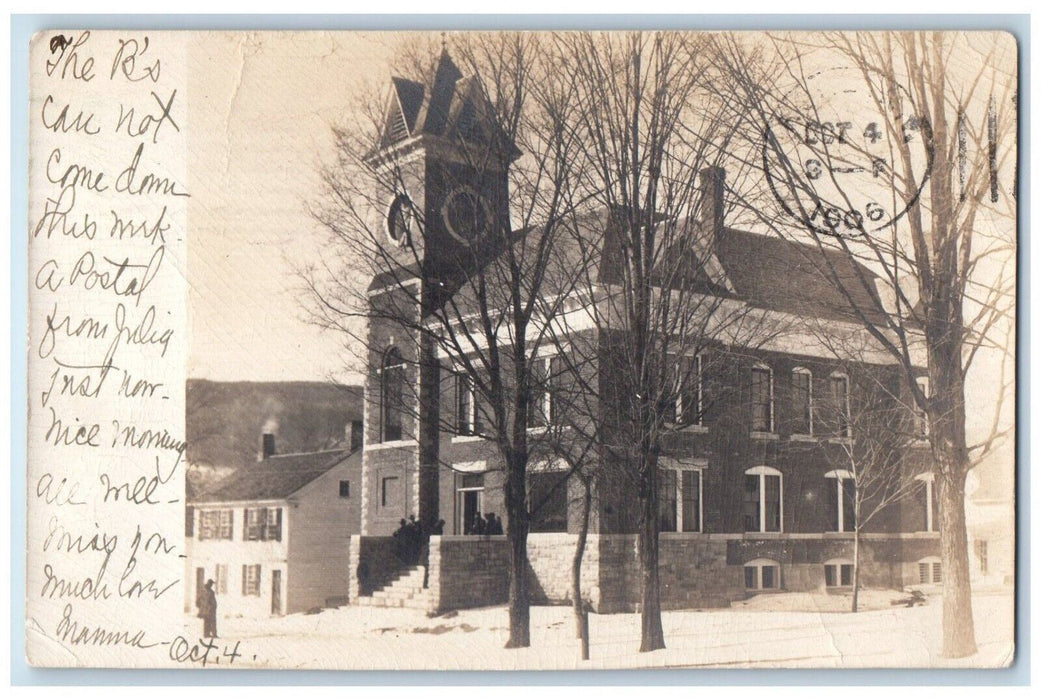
[{"xmin": 26, "ymin": 29, "xmax": 1017, "ymax": 669}]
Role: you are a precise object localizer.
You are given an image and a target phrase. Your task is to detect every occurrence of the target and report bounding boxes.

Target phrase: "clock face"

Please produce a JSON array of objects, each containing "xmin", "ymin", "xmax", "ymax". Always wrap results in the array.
[
  {"xmin": 386, "ymin": 194, "xmax": 412, "ymax": 245},
  {"xmin": 442, "ymin": 188, "xmax": 490, "ymax": 244}
]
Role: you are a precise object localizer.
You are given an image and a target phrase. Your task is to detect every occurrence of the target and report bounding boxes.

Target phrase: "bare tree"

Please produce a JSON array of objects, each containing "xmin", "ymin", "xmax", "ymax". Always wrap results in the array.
[
  {"xmin": 554, "ymin": 32, "xmax": 773, "ymax": 652},
  {"xmin": 714, "ymin": 31, "xmax": 1016, "ymax": 656},
  {"xmin": 304, "ymin": 33, "xmax": 587, "ymax": 649}
]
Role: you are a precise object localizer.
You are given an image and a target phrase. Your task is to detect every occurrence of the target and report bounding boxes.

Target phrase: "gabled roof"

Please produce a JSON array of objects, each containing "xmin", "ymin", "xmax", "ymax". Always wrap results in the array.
[{"xmin": 192, "ymin": 448, "xmax": 357, "ymax": 504}]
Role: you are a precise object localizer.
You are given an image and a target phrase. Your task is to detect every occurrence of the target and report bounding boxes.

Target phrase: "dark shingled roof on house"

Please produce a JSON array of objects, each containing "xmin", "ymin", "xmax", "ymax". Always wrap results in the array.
[{"xmin": 192, "ymin": 448, "xmax": 357, "ymax": 504}]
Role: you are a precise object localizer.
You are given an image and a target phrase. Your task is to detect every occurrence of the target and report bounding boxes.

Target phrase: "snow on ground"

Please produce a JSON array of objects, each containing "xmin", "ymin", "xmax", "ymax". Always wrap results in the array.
[{"xmin": 193, "ymin": 589, "xmax": 1014, "ymax": 670}]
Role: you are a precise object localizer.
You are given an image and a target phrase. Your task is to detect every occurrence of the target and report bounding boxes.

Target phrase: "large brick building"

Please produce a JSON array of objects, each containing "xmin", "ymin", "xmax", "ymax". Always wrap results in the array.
[{"xmin": 354, "ymin": 51, "xmax": 940, "ymax": 613}]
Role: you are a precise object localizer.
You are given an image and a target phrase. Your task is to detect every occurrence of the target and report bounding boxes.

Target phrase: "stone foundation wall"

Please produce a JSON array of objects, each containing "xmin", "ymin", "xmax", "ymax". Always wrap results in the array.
[
  {"xmin": 349, "ymin": 535, "xmax": 404, "ymax": 598},
  {"xmin": 526, "ymin": 533, "xmax": 602, "ymax": 607},
  {"xmin": 427, "ymin": 535, "xmax": 510, "ymax": 613}
]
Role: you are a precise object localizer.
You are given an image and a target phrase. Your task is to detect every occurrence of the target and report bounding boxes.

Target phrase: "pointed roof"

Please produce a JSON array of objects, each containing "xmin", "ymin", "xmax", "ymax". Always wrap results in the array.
[{"xmin": 377, "ymin": 49, "xmax": 515, "ymax": 158}]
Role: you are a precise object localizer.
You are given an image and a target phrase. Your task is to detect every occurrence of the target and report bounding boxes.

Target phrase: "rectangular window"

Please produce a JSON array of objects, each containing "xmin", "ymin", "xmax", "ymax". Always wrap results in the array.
[
  {"xmin": 975, "ymin": 539, "xmax": 989, "ymax": 576},
  {"xmin": 792, "ymin": 370, "xmax": 811, "ymax": 434},
  {"xmin": 218, "ymin": 509, "xmax": 234, "ymax": 540},
  {"xmin": 198, "ymin": 510, "xmax": 216, "ymax": 540},
  {"xmin": 681, "ymin": 470, "xmax": 702, "ymax": 533},
  {"xmin": 933, "ymin": 561, "xmax": 942, "ymax": 583},
  {"xmin": 529, "ymin": 471, "xmax": 568, "ymax": 533},
  {"xmin": 245, "ymin": 508, "xmax": 266, "ymax": 541},
  {"xmin": 841, "ymin": 479, "xmax": 856, "ymax": 532},
  {"xmin": 456, "ymin": 372, "xmax": 473, "ymax": 435},
  {"xmin": 659, "ymin": 469, "xmax": 678, "ymax": 532},
  {"xmin": 242, "ymin": 564, "xmax": 261, "ymax": 596},
  {"xmin": 339, "ymin": 480, "xmax": 351, "ymax": 498},
  {"xmin": 744, "ymin": 566, "xmax": 757, "ymax": 589},
  {"xmin": 763, "ymin": 474, "xmax": 781, "ymax": 532},
  {"xmin": 743, "ymin": 474, "xmax": 761, "ymax": 532},
  {"xmin": 919, "ymin": 562, "xmax": 930, "ymax": 584},
  {"xmin": 266, "ymin": 507, "xmax": 282, "ymax": 542},
  {"xmin": 215, "ymin": 563, "xmax": 228, "ymax": 594},
  {"xmin": 381, "ymin": 476, "xmax": 400, "ymax": 509},
  {"xmin": 751, "ymin": 367, "xmax": 772, "ymax": 432},
  {"xmin": 825, "ymin": 563, "xmax": 854, "ymax": 587},
  {"xmin": 761, "ymin": 565, "xmax": 778, "ymax": 589},
  {"xmin": 831, "ymin": 375, "xmax": 850, "ymax": 437},
  {"xmin": 528, "ymin": 361, "xmax": 547, "ymax": 429},
  {"xmin": 548, "ymin": 355, "xmax": 566, "ymax": 425}
]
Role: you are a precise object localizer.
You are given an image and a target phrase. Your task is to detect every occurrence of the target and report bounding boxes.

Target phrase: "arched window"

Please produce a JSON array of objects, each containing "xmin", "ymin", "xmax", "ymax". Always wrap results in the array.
[
  {"xmin": 830, "ymin": 371, "xmax": 851, "ymax": 438},
  {"xmin": 825, "ymin": 469, "xmax": 856, "ymax": 533},
  {"xmin": 792, "ymin": 367, "xmax": 813, "ymax": 435},
  {"xmin": 744, "ymin": 558, "xmax": 781, "ymax": 590},
  {"xmin": 915, "ymin": 473, "xmax": 938, "ymax": 533},
  {"xmin": 917, "ymin": 555, "xmax": 942, "ymax": 584},
  {"xmin": 379, "ymin": 347, "xmax": 405, "ymax": 442},
  {"xmin": 751, "ymin": 363, "xmax": 774, "ymax": 433},
  {"xmin": 824, "ymin": 557, "xmax": 854, "ymax": 587},
  {"xmin": 744, "ymin": 466, "xmax": 783, "ymax": 533}
]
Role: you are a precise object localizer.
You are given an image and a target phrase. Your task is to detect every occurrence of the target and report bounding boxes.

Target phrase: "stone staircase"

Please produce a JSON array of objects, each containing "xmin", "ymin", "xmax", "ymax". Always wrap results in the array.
[{"xmin": 355, "ymin": 566, "xmax": 430, "ymax": 610}]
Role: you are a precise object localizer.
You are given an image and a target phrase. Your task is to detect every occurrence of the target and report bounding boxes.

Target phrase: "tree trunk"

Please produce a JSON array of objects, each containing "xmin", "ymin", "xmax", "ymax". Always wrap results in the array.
[
  {"xmin": 637, "ymin": 476, "xmax": 666, "ymax": 652},
  {"xmin": 852, "ymin": 527, "xmax": 860, "ymax": 613},
  {"xmin": 504, "ymin": 451, "xmax": 531, "ymax": 649},
  {"xmin": 572, "ymin": 476, "xmax": 592, "ymax": 659},
  {"xmin": 937, "ymin": 470, "xmax": 977, "ymax": 658}
]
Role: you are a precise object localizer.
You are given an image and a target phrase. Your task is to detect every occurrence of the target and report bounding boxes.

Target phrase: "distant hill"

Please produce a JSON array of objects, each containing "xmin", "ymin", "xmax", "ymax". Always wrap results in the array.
[{"xmin": 186, "ymin": 379, "xmax": 364, "ymax": 498}]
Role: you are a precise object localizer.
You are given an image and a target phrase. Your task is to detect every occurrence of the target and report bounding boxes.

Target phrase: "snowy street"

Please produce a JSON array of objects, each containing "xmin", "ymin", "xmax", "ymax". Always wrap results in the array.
[{"xmin": 187, "ymin": 589, "xmax": 1014, "ymax": 670}]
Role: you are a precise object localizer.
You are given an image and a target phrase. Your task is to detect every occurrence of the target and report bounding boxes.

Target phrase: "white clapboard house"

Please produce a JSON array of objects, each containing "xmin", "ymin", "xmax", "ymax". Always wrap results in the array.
[{"xmin": 185, "ymin": 437, "xmax": 362, "ymax": 618}]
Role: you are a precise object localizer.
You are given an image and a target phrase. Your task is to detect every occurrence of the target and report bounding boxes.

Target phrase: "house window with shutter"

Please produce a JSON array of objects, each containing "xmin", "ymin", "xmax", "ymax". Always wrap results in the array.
[
  {"xmin": 242, "ymin": 564, "xmax": 261, "ymax": 596},
  {"xmin": 218, "ymin": 509, "xmax": 234, "ymax": 540},
  {"xmin": 245, "ymin": 508, "xmax": 265, "ymax": 541},
  {"xmin": 215, "ymin": 563, "xmax": 228, "ymax": 594},
  {"xmin": 266, "ymin": 507, "xmax": 282, "ymax": 541}
]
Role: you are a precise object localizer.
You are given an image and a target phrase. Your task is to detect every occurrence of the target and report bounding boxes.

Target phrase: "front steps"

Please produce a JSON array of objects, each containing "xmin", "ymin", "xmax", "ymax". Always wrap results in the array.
[{"xmin": 355, "ymin": 566, "xmax": 430, "ymax": 610}]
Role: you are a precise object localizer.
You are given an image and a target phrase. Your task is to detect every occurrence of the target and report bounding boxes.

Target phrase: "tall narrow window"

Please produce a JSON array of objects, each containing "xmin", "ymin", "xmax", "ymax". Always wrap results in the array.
[
  {"xmin": 380, "ymin": 347, "xmax": 405, "ymax": 442},
  {"xmin": 548, "ymin": 355, "xmax": 566, "ymax": 425},
  {"xmin": 914, "ymin": 377, "xmax": 930, "ymax": 439},
  {"xmin": 669, "ymin": 354, "xmax": 703, "ymax": 425},
  {"xmin": 745, "ymin": 466, "xmax": 782, "ymax": 532},
  {"xmin": 751, "ymin": 365, "xmax": 773, "ymax": 432},
  {"xmin": 792, "ymin": 368, "xmax": 812, "ymax": 435},
  {"xmin": 659, "ymin": 469, "xmax": 678, "ymax": 532},
  {"xmin": 916, "ymin": 474, "xmax": 938, "ymax": 532},
  {"xmin": 455, "ymin": 372, "xmax": 474, "ymax": 435},
  {"xmin": 830, "ymin": 372, "xmax": 851, "ymax": 438},
  {"xmin": 825, "ymin": 469, "xmax": 857, "ymax": 532}
]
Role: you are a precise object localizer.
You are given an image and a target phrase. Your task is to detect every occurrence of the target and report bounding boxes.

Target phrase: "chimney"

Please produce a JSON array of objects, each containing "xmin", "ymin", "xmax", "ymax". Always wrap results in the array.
[
  {"xmin": 259, "ymin": 432, "xmax": 276, "ymax": 461},
  {"xmin": 348, "ymin": 420, "xmax": 364, "ymax": 452},
  {"xmin": 698, "ymin": 166, "xmax": 726, "ymax": 241}
]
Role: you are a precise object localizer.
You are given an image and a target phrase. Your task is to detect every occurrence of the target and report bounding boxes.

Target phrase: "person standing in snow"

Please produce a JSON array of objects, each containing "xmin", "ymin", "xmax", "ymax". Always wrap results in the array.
[{"xmin": 198, "ymin": 579, "xmax": 218, "ymax": 638}]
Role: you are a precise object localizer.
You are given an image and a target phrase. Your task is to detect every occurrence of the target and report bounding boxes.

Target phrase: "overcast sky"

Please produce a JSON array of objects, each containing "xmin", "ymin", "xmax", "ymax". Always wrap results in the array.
[{"xmin": 187, "ymin": 32, "xmax": 408, "ymax": 383}]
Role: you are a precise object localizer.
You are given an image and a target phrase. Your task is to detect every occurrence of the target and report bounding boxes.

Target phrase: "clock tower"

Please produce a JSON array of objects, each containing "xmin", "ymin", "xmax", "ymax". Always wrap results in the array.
[{"xmin": 361, "ymin": 50, "xmax": 516, "ymax": 536}]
